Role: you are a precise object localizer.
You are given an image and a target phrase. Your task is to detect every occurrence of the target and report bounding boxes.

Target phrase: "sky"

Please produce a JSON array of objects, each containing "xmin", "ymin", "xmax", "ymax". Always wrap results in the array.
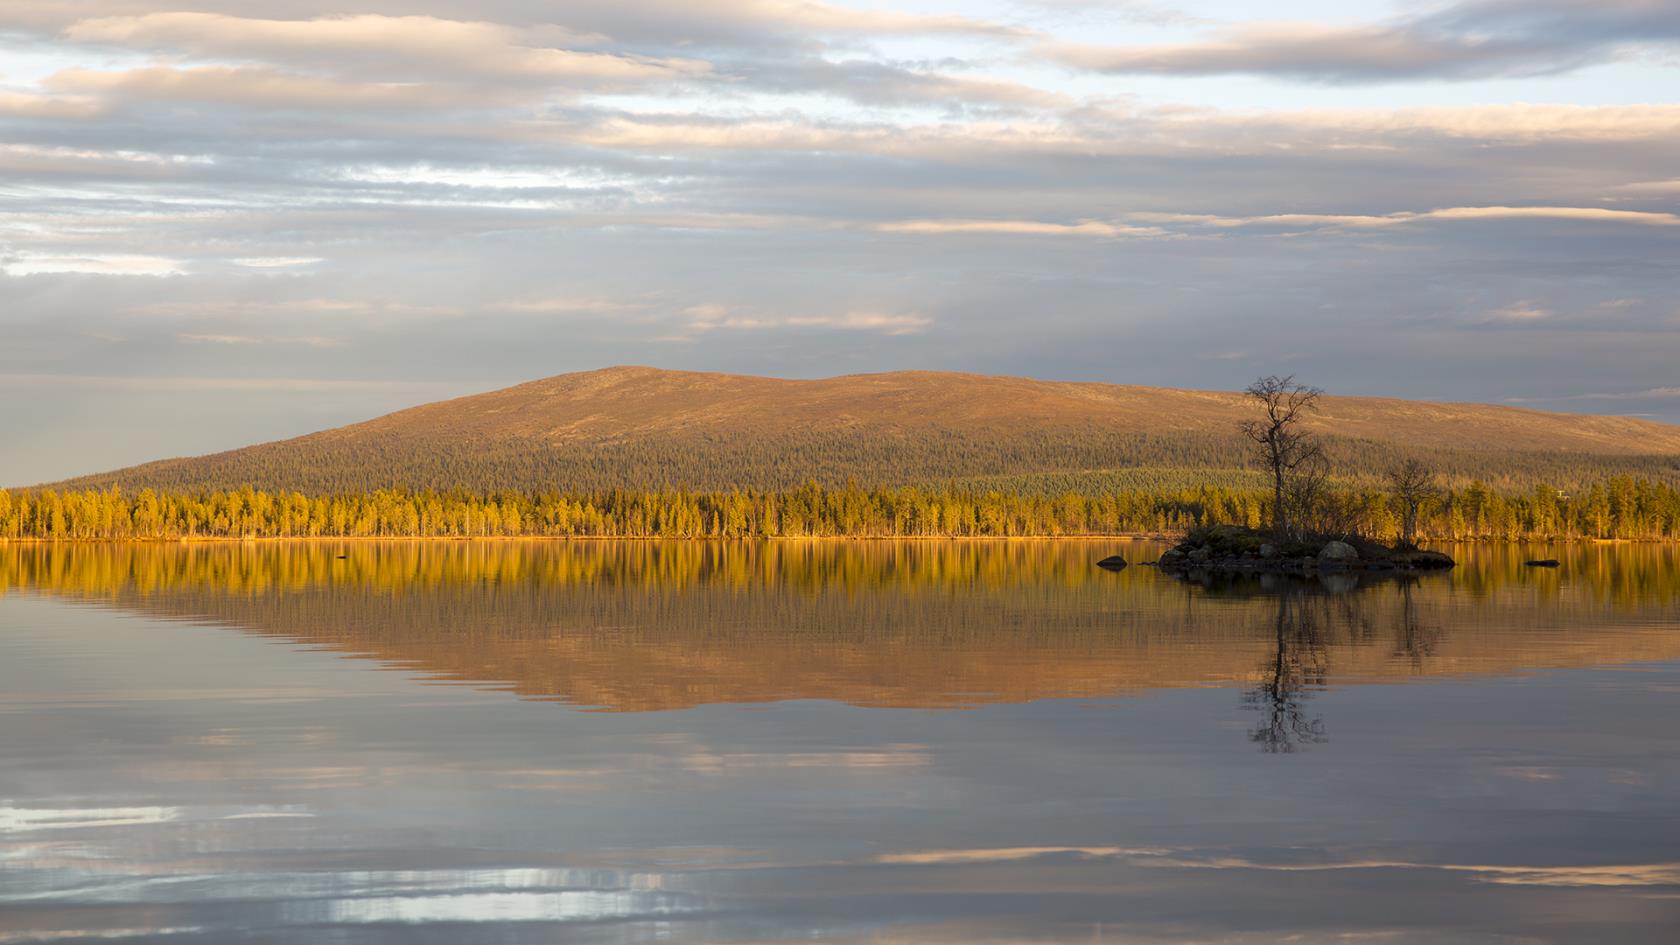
[{"xmin": 2, "ymin": 0, "xmax": 1679, "ymax": 485}]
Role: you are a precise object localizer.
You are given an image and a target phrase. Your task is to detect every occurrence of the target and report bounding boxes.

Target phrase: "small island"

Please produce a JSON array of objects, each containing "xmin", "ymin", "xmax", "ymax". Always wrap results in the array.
[
  {"xmin": 1153, "ymin": 524, "xmax": 1454, "ymax": 575},
  {"xmin": 1118, "ymin": 376, "xmax": 1456, "ymax": 577}
]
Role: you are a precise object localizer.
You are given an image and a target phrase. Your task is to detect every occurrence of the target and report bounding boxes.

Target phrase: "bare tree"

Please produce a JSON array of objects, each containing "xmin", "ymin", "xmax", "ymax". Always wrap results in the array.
[
  {"xmin": 1386, "ymin": 458, "xmax": 1438, "ymax": 548},
  {"xmin": 1240, "ymin": 375, "xmax": 1323, "ymax": 538}
]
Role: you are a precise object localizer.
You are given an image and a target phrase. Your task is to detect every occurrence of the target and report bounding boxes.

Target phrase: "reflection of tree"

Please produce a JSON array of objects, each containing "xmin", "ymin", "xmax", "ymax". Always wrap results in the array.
[
  {"xmin": 1245, "ymin": 589, "xmax": 1328, "ymax": 753},
  {"xmin": 1238, "ymin": 575, "xmax": 1449, "ymax": 753},
  {"xmin": 1390, "ymin": 579, "xmax": 1441, "ymax": 669}
]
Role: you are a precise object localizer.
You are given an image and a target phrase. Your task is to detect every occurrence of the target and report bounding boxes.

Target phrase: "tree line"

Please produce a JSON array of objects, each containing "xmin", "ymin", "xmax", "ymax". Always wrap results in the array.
[{"xmin": 2, "ymin": 477, "xmax": 1678, "ymax": 541}]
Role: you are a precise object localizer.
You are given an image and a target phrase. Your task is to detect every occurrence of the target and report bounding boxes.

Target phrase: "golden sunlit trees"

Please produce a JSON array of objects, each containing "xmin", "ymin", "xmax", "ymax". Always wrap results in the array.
[{"xmin": 0, "ymin": 479, "xmax": 1675, "ymax": 542}]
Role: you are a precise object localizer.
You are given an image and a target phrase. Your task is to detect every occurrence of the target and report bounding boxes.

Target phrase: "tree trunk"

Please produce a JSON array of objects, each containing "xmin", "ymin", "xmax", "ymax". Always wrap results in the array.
[{"xmin": 1273, "ymin": 464, "xmax": 1287, "ymax": 538}]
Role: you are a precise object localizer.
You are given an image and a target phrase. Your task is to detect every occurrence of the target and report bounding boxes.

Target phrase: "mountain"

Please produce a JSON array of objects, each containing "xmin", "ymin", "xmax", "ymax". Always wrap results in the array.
[{"xmin": 42, "ymin": 366, "xmax": 1680, "ymax": 494}]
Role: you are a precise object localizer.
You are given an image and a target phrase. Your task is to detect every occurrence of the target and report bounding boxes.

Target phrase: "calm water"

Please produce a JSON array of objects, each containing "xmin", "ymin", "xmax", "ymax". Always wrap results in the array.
[{"xmin": 2, "ymin": 540, "xmax": 1679, "ymax": 944}]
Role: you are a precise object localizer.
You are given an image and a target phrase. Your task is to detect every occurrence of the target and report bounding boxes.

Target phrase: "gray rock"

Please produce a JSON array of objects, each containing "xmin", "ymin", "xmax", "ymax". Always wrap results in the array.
[
  {"xmin": 1186, "ymin": 548, "xmax": 1212, "ymax": 563},
  {"xmin": 1259, "ymin": 543, "xmax": 1278, "ymax": 559},
  {"xmin": 1318, "ymin": 540, "xmax": 1359, "ymax": 561}
]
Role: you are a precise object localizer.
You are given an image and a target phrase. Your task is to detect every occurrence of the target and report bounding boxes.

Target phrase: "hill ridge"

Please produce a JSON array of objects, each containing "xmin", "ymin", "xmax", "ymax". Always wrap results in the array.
[{"xmin": 35, "ymin": 367, "xmax": 1680, "ymax": 495}]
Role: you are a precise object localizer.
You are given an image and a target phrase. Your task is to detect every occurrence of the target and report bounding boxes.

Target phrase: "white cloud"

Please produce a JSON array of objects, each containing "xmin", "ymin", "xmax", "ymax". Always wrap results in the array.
[
  {"xmin": 3, "ymin": 253, "xmax": 184, "ymax": 276},
  {"xmin": 684, "ymin": 306, "xmax": 931, "ymax": 335},
  {"xmin": 178, "ymin": 333, "xmax": 342, "ymax": 347},
  {"xmin": 230, "ymin": 257, "xmax": 322, "ymax": 269},
  {"xmin": 1486, "ymin": 301, "xmax": 1551, "ymax": 323}
]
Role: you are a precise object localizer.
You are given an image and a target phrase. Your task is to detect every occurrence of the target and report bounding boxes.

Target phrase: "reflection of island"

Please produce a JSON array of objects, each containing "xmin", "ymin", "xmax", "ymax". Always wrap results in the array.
[
  {"xmin": 1172, "ymin": 571, "xmax": 1469, "ymax": 751},
  {"xmin": 4, "ymin": 541, "xmax": 1680, "ymax": 713}
]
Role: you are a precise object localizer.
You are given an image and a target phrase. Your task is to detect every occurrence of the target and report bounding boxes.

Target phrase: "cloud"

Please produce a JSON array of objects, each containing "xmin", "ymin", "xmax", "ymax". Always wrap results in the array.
[
  {"xmin": 1613, "ymin": 178, "xmax": 1680, "ymax": 195},
  {"xmin": 178, "ymin": 333, "xmax": 343, "ymax": 347},
  {"xmin": 3, "ymin": 253, "xmax": 184, "ymax": 276},
  {"xmin": 1128, "ymin": 206, "xmax": 1680, "ymax": 232},
  {"xmin": 4, "ymin": 0, "xmax": 1680, "ymax": 482},
  {"xmin": 1046, "ymin": 22, "xmax": 1533, "ymax": 82},
  {"xmin": 877, "ymin": 219, "xmax": 1166, "ymax": 238},
  {"xmin": 731, "ymin": 58, "xmax": 1071, "ymax": 111},
  {"xmin": 1509, "ymin": 387, "xmax": 1680, "ymax": 403},
  {"xmin": 683, "ymin": 306, "xmax": 931, "ymax": 335},
  {"xmin": 1042, "ymin": 0, "xmax": 1680, "ymax": 83},
  {"xmin": 0, "ymin": 89, "xmax": 103, "ymax": 119},
  {"xmin": 558, "ymin": 103, "xmax": 1680, "ymax": 166},
  {"xmin": 64, "ymin": 12, "xmax": 709, "ymax": 87},
  {"xmin": 1484, "ymin": 301, "xmax": 1552, "ymax": 323},
  {"xmin": 231, "ymin": 257, "xmax": 322, "ymax": 269},
  {"xmin": 45, "ymin": 66, "xmax": 493, "ymax": 111},
  {"xmin": 707, "ymin": 0, "xmax": 1028, "ymax": 38},
  {"xmin": 872, "ymin": 207, "xmax": 1680, "ymax": 242},
  {"xmin": 0, "ymin": 374, "xmax": 474, "ymax": 394}
]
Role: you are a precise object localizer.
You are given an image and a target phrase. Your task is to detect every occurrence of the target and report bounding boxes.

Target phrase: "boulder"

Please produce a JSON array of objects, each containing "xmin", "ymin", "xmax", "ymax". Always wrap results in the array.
[
  {"xmin": 1524, "ymin": 559, "xmax": 1561, "ymax": 568},
  {"xmin": 1259, "ymin": 543, "xmax": 1278, "ymax": 559},
  {"xmin": 1096, "ymin": 555, "xmax": 1129, "ymax": 571},
  {"xmin": 1387, "ymin": 548, "xmax": 1455, "ymax": 570},
  {"xmin": 1186, "ymin": 547, "xmax": 1212, "ymax": 563},
  {"xmin": 1318, "ymin": 540, "xmax": 1359, "ymax": 562}
]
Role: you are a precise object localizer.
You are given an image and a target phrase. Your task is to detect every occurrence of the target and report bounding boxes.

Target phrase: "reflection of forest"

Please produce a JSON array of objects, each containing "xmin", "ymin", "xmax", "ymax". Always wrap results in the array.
[{"xmin": 5, "ymin": 541, "xmax": 1680, "ymax": 712}]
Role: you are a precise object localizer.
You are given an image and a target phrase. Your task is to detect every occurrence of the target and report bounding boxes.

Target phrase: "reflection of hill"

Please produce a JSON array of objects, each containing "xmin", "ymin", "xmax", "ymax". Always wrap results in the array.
[{"xmin": 5, "ymin": 541, "xmax": 1680, "ymax": 712}]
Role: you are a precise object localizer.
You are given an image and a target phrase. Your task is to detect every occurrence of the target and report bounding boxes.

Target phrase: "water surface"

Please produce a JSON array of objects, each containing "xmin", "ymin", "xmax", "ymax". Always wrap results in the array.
[{"xmin": 2, "ymin": 540, "xmax": 1678, "ymax": 943}]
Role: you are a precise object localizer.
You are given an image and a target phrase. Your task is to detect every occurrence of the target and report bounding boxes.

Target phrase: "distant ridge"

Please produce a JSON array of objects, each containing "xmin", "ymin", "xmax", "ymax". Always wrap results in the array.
[{"xmin": 40, "ymin": 367, "xmax": 1680, "ymax": 494}]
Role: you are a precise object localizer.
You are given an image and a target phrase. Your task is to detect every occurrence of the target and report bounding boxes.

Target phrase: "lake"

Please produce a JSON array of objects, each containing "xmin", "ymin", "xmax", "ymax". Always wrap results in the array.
[{"xmin": 2, "ymin": 540, "xmax": 1679, "ymax": 943}]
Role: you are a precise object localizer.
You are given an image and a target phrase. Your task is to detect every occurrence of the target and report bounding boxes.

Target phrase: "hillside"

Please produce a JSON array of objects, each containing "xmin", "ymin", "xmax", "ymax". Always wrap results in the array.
[{"xmin": 40, "ymin": 366, "xmax": 1680, "ymax": 494}]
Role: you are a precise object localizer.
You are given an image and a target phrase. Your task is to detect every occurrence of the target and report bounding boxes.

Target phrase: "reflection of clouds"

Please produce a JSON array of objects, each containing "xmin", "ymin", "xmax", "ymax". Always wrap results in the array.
[
  {"xmin": 16, "ymin": 864, "xmax": 670, "ymax": 900},
  {"xmin": 0, "ymin": 928, "xmax": 208, "ymax": 943},
  {"xmin": 1452, "ymin": 863, "xmax": 1680, "ymax": 887},
  {"xmin": 877, "ymin": 846, "xmax": 1170, "ymax": 865},
  {"xmin": 871, "ymin": 845, "xmax": 1680, "ymax": 888},
  {"xmin": 681, "ymin": 747, "xmax": 930, "ymax": 775},
  {"xmin": 10, "ymin": 864, "xmax": 699, "ymax": 929},
  {"xmin": 303, "ymin": 889, "xmax": 694, "ymax": 924},
  {"xmin": 0, "ymin": 806, "xmax": 179, "ymax": 832},
  {"xmin": 1, "ymin": 802, "xmax": 310, "ymax": 837},
  {"xmin": 0, "ymin": 687, "xmax": 339, "ymax": 710}
]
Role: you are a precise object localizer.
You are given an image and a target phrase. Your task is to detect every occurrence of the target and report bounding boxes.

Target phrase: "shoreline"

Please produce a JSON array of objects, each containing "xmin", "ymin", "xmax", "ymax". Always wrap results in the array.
[{"xmin": 0, "ymin": 535, "xmax": 1671, "ymax": 545}]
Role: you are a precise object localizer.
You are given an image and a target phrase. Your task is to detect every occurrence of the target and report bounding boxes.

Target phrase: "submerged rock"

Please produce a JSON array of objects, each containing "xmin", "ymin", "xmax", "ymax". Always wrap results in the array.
[
  {"xmin": 1524, "ymin": 559, "xmax": 1561, "ymax": 568},
  {"xmin": 1096, "ymin": 555, "xmax": 1129, "ymax": 571}
]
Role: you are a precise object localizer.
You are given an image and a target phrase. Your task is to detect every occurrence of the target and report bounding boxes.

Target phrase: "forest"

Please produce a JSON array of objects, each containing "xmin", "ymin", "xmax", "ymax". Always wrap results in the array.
[
  {"xmin": 3, "ymin": 477, "xmax": 1678, "ymax": 541},
  {"xmin": 52, "ymin": 429, "xmax": 1680, "ymax": 497}
]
